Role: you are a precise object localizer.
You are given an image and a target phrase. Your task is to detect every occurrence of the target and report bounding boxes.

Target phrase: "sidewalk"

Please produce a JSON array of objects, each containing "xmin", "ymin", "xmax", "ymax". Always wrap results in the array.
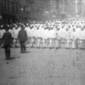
[{"xmin": 0, "ymin": 48, "xmax": 85, "ymax": 85}]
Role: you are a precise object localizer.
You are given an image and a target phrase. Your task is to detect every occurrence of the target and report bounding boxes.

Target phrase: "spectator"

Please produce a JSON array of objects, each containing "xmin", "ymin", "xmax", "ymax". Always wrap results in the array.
[
  {"xmin": 18, "ymin": 24, "xmax": 28, "ymax": 53},
  {"xmin": 2, "ymin": 25, "xmax": 13, "ymax": 60}
]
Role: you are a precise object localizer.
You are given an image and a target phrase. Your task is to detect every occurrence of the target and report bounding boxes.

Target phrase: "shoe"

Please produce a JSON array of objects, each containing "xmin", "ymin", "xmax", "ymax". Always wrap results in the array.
[
  {"xmin": 21, "ymin": 51, "xmax": 24, "ymax": 53},
  {"xmin": 5, "ymin": 57, "xmax": 15, "ymax": 60}
]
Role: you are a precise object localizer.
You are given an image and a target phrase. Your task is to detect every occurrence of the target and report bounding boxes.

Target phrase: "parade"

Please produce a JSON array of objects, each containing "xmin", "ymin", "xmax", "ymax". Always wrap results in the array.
[
  {"xmin": 0, "ymin": 18, "xmax": 85, "ymax": 49},
  {"xmin": 0, "ymin": 0, "xmax": 85, "ymax": 85}
]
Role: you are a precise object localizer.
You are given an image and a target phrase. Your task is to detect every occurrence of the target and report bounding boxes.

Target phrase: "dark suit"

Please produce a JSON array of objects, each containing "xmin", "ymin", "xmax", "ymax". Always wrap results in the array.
[
  {"xmin": 18, "ymin": 29, "xmax": 28, "ymax": 53},
  {"xmin": 2, "ymin": 31, "xmax": 13, "ymax": 59}
]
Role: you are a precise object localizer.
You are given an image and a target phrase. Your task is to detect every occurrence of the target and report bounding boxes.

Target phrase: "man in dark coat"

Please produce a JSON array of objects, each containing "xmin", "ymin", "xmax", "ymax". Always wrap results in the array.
[
  {"xmin": 18, "ymin": 25, "xmax": 28, "ymax": 53},
  {"xmin": 2, "ymin": 25, "xmax": 13, "ymax": 60}
]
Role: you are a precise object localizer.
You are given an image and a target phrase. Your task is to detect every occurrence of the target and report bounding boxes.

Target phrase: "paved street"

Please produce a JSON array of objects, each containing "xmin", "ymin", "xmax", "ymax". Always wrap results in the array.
[{"xmin": 0, "ymin": 48, "xmax": 85, "ymax": 85}]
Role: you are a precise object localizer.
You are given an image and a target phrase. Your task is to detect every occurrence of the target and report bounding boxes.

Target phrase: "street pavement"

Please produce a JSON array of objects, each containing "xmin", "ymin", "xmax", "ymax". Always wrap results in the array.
[{"xmin": 0, "ymin": 48, "xmax": 85, "ymax": 85}]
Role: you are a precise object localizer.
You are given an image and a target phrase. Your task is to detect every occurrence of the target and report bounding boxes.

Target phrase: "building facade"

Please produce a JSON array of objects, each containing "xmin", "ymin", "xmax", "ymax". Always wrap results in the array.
[{"xmin": 0, "ymin": 0, "xmax": 28, "ymax": 24}]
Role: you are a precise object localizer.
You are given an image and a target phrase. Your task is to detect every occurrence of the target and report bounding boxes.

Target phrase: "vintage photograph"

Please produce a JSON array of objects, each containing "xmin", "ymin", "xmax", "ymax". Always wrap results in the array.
[{"xmin": 0, "ymin": 0, "xmax": 85, "ymax": 85}]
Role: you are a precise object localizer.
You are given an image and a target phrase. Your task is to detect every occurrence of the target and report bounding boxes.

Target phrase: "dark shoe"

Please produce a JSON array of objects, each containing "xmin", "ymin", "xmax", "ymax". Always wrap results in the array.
[
  {"xmin": 21, "ymin": 50, "xmax": 27, "ymax": 53},
  {"xmin": 21, "ymin": 50, "xmax": 24, "ymax": 53}
]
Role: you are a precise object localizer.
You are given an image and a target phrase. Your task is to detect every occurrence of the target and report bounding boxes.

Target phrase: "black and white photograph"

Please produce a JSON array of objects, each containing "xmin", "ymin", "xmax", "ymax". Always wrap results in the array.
[{"xmin": 0, "ymin": 0, "xmax": 85, "ymax": 85}]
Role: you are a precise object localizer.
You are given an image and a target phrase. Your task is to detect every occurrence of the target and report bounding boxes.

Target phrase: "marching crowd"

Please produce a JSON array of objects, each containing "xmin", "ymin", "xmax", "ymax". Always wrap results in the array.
[{"xmin": 0, "ymin": 18, "xmax": 85, "ymax": 60}]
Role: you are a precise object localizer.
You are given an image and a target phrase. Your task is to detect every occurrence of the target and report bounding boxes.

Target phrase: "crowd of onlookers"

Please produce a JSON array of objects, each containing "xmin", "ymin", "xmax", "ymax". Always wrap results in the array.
[{"xmin": 0, "ymin": 18, "xmax": 85, "ymax": 49}]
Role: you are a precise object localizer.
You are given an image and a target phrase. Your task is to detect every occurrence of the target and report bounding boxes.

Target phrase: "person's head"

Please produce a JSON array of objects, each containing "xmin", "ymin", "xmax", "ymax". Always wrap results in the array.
[
  {"xmin": 20, "ymin": 24, "xmax": 25, "ymax": 30},
  {"xmin": 3, "ymin": 24, "xmax": 9, "ymax": 31}
]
